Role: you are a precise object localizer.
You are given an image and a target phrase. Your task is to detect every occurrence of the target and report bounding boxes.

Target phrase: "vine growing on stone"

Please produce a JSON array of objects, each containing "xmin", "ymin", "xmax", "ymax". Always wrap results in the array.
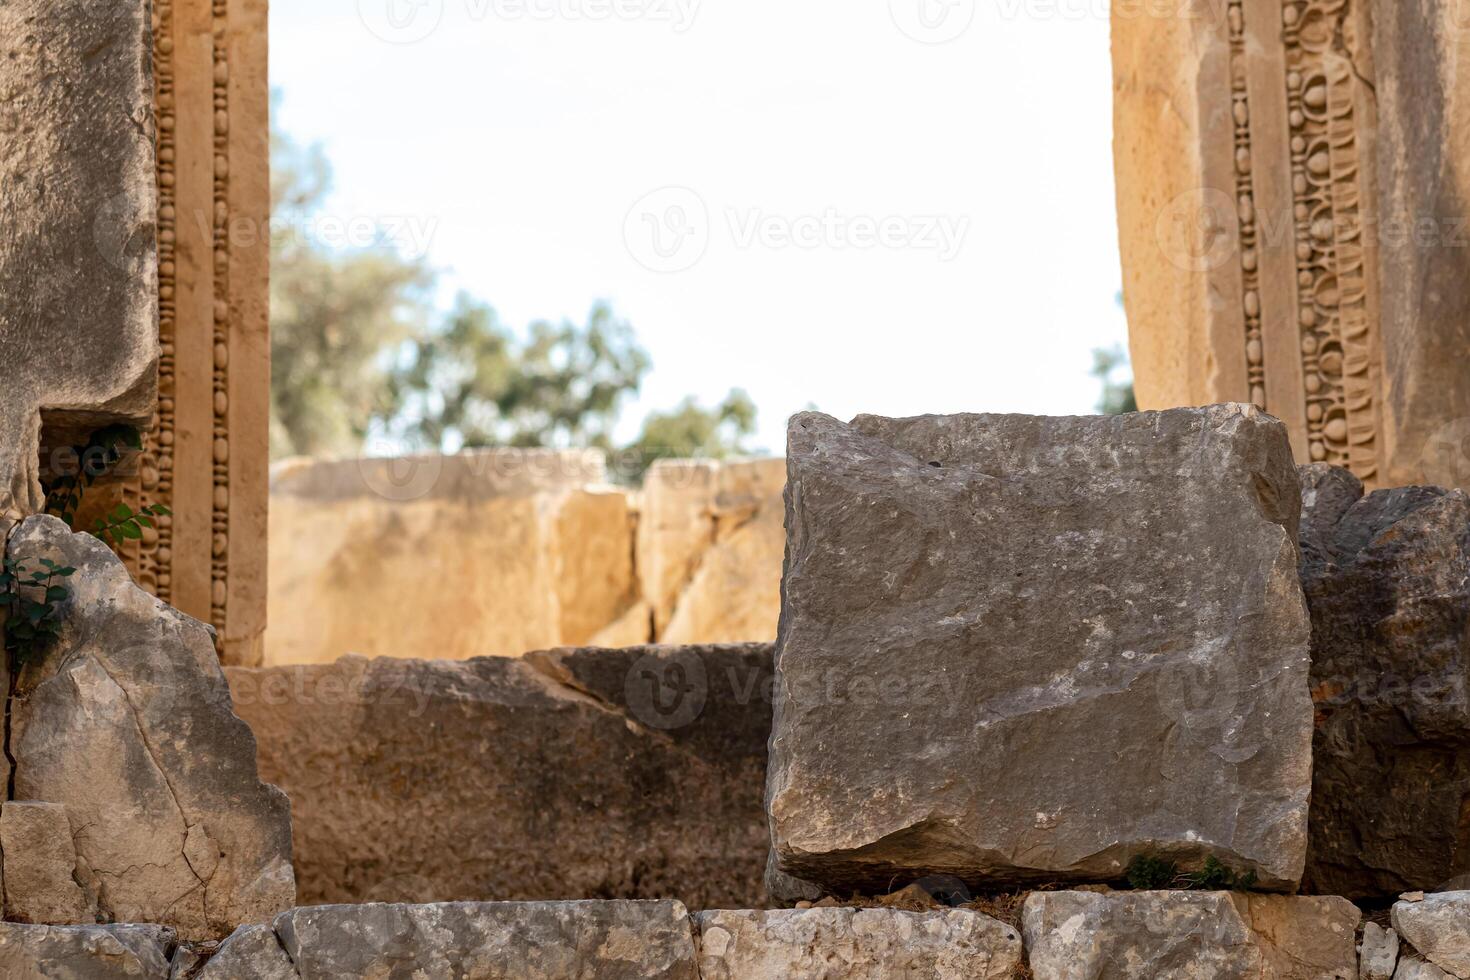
[
  {"xmin": 40, "ymin": 423, "xmax": 171, "ymax": 550},
  {"xmin": 0, "ymin": 556, "xmax": 75, "ymax": 664}
]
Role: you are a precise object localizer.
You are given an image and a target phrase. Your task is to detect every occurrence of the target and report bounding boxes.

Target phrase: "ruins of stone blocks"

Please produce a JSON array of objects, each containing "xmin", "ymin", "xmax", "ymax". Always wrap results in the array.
[
  {"xmin": 8, "ymin": 0, "xmax": 1470, "ymax": 974},
  {"xmin": 1113, "ymin": 0, "xmax": 1470, "ymax": 490}
]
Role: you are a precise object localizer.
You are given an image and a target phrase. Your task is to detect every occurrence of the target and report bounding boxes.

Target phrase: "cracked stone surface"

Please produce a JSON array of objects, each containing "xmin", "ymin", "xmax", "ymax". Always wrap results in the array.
[
  {"xmin": 199, "ymin": 901, "xmax": 700, "ymax": 979},
  {"xmin": 5, "ymin": 517, "xmax": 294, "ymax": 940},
  {"xmin": 638, "ymin": 458, "xmax": 785, "ymax": 645},
  {"xmin": 1299, "ymin": 464, "xmax": 1470, "ymax": 897},
  {"xmin": 1022, "ymin": 891, "xmax": 1359, "ymax": 979},
  {"xmin": 0, "ymin": 922, "xmax": 175, "ymax": 979},
  {"xmin": 695, "ymin": 907, "xmax": 1022, "ymax": 979},
  {"xmin": 768, "ymin": 408, "xmax": 1314, "ymax": 892},
  {"xmin": 0, "ymin": 0, "xmax": 158, "ymax": 520},
  {"xmin": 226, "ymin": 644, "xmax": 773, "ymax": 909},
  {"xmin": 0, "ymin": 800, "xmax": 96, "ymax": 925},
  {"xmin": 1393, "ymin": 892, "xmax": 1470, "ymax": 979}
]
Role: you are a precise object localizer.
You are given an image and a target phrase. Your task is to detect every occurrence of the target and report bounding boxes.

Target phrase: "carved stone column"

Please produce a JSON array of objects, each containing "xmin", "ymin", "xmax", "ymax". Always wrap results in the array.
[
  {"xmin": 133, "ymin": 0, "xmax": 270, "ymax": 665},
  {"xmin": 1114, "ymin": 0, "xmax": 1470, "ymax": 489}
]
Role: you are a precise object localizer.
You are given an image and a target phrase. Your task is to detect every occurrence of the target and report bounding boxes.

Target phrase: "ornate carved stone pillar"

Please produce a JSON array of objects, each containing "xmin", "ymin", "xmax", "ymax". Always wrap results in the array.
[
  {"xmin": 133, "ymin": 0, "xmax": 270, "ymax": 665},
  {"xmin": 1114, "ymin": 0, "xmax": 1470, "ymax": 489}
]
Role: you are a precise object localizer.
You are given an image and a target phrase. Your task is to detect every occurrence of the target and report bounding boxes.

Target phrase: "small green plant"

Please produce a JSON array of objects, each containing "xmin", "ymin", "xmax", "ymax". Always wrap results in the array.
[
  {"xmin": 40, "ymin": 424, "xmax": 170, "ymax": 552},
  {"xmin": 0, "ymin": 556, "xmax": 76, "ymax": 664},
  {"xmin": 1125, "ymin": 854, "xmax": 1258, "ymax": 892},
  {"xmin": 91, "ymin": 502, "xmax": 171, "ymax": 550}
]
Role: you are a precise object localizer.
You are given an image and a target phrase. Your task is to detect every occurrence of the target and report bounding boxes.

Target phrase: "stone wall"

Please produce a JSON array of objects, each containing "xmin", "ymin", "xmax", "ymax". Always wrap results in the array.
[
  {"xmin": 264, "ymin": 453, "xmax": 785, "ymax": 666},
  {"xmin": 226, "ymin": 644, "xmax": 774, "ymax": 911}
]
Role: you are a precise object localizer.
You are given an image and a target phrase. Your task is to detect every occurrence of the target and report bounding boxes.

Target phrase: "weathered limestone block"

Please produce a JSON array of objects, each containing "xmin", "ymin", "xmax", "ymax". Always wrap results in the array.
[
  {"xmin": 1393, "ymin": 893, "xmax": 1470, "ymax": 979},
  {"xmin": 0, "ymin": 801, "xmax": 96, "ymax": 925},
  {"xmin": 769, "ymin": 408, "xmax": 1313, "ymax": 892},
  {"xmin": 265, "ymin": 450, "xmax": 638, "ymax": 665},
  {"xmin": 6, "ymin": 517, "xmax": 294, "ymax": 940},
  {"xmin": 0, "ymin": 922, "xmax": 175, "ymax": 979},
  {"xmin": 694, "ymin": 908, "xmax": 1022, "ymax": 979},
  {"xmin": 1113, "ymin": 0, "xmax": 1470, "ymax": 490},
  {"xmin": 0, "ymin": 0, "xmax": 158, "ymax": 519},
  {"xmin": 200, "ymin": 901, "xmax": 700, "ymax": 979},
  {"xmin": 226, "ymin": 644, "xmax": 773, "ymax": 909},
  {"xmin": 1396, "ymin": 959, "xmax": 1453, "ymax": 980},
  {"xmin": 639, "ymin": 458, "xmax": 785, "ymax": 644},
  {"xmin": 1299, "ymin": 464, "xmax": 1470, "ymax": 896},
  {"xmin": 1362, "ymin": 921, "xmax": 1402, "ymax": 980},
  {"xmin": 1022, "ymin": 891, "xmax": 1359, "ymax": 980}
]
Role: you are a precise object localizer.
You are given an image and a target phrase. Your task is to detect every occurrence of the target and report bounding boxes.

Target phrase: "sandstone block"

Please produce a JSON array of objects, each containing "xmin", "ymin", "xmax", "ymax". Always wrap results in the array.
[
  {"xmin": 1299, "ymin": 465, "xmax": 1470, "ymax": 896},
  {"xmin": 265, "ymin": 450, "xmax": 638, "ymax": 665},
  {"xmin": 695, "ymin": 907, "xmax": 1021, "ymax": 979},
  {"xmin": 6, "ymin": 517, "xmax": 294, "ymax": 940},
  {"xmin": 0, "ymin": 801, "xmax": 95, "ymax": 925},
  {"xmin": 0, "ymin": 922, "xmax": 174, "ymax": 979},
  {"xmin": 1393, "ymin": 892, "xmax": 1470, "ymax": 979},
  {"xmin": 1022, "ymin": 891, "xmax": 1359, "ymax": 980},
  {"xmin": 226, "ymin": 643, "xmax": 773, "ymax": 909},
  {"xmin": 769, "ymin": 408, "xmax": 1313, "ymax": 892},
  {"xmin": 0, "ymin": 0, "xmax": 158, "ymax": 519},
  {"xmin": 639, "ymin": 458, "xmax": 785, "ymax": 645},
  {"xmin": 200, "ymin": 901, "xmax": 699, "ymax": 979}
]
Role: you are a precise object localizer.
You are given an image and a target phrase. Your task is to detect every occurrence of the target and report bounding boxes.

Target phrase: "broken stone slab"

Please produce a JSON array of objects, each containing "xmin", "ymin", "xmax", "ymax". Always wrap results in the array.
[
  {"xmin": 695, "ymin": 907, "xmax": 1021, "ymax": 979},
  {"xmin": 1022, "ymin": 891, "xmax": 1360, "ymax": 979},
  {"xmin": 226, "ymin": 643, "xmax": 773, "ymax": 910},
  {"xmin": 199, "ymin": 901, "xmax": 700, "ymax": 979},
  {"xmin": 1393, "ymin": 892, "xmax": 1470, "ymax": 979},
  {"xmin": 0, "ymin": 0, "xmax": 158, "ymax": 520},
  {"xmin": 0, "ymin": 922, "xmax": 175, "ymax": 979},
  {"xmin": 5, "ymin": 516, "xmax": 294, "ymax": 940},
  {"xmin": 0, "ymin": 800, "xmax": 96, "ymax": 925},
  {"xmin": 1362, "ymin": 921, "xmax": 1402, "ymax": 980},
  {"xmin": 1299, "ymin": 466, "xmax": 1470, "ymax": 896},
  {"xmin": 769, "ymin": 408, "xmax": 1313, "ymax": 892}
]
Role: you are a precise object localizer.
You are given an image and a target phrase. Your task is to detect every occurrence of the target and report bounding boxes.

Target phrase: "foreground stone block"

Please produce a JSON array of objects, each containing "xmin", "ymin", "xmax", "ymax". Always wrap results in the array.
[
  {"xmin": 1393, "ymin": 893, "xmax": 1470, "ymax": 979},
  {"xmin": 265, "ymin": 450, "xmax": 638, "ymax": 665},
  {"xmin": 0, "ymin": 0, "xmax": 158, "ymax": 519},
  {"xmin": 695, "ymin": 907, "xmax": 1021, "ymax": 979},
  {"xmin": 201, "ymin": 901, "xmax": 699, "ymax": 979},
  {"xmin": 1299, "ymin": 464, "xmax": 1470, "ymax": 896},
  {"xmin": 638, "ymin": 458, "xmax": 785, "ymax": 644},
  {"xmin": 0, "ymin": 922, "xmax": 175, "ymax": 979},
  {"xmin": 0, "ymin": 801, "xmax": 95, "ymax": 925},
  {"xmin": 1023, "ymin": 891, "xmax": 1359, "ymax": 980},
  {"xmin": 6, "ymin": 517, "xmax": 295, "ymax": 940},
  {"xmin": 769, "ymin": 408, "xmax": 1313, "ymax": 892},
  {"xmin": 227, "ymin": 644, "xmax": 773, "ymax": 909}
]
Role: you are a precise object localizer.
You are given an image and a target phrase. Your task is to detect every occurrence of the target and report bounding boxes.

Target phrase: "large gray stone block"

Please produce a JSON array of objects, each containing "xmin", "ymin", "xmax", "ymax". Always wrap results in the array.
[
  {"xmin": 695, "ymin": 907, "xmax": 1021, "ymax": 979},
  {"xmin": 1299, "ymin": 463, "xmax": 1470, "ymax": 896},
  {"xmin": 1393, "ymin": 893, "xmax": 1470, "ymax": 979},
  {"xmin": 6, "ymin": 517, "xmax": 294, "ymax": 940},
  {"xmin": 200, "ymin": 901, "xmax": 700, "ymax": 979},
  {"xmin": 0, "ymin": 0, "xmax": 158, "ymax": 519},
  {"xmin": 0, "ymin": 922, "xmax": 175, "ymax": 979},
  {"xmin": 1023, "ymin": 891, "xmax": 1359, "ymax": 979},
  {"xmin": 226, "ymin": 643, "xmax": 772, "ymax": 910},
  {"xmin": 768, "ymin": 407, "xmax": 1313, "ymax": 892}
]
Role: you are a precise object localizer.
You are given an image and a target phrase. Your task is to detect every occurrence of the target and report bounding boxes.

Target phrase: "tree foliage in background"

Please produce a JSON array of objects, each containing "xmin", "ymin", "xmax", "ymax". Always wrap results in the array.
[
  {"xmin": 270, "ymin": 122, "xmax": 433, "ymax": 459},
  {"xmin": 622, "ymin": 390, "xmax": 758, "ymax": 481},
  {"xmin": 269, "ymin": 109, "xmax": 763, "ymax": 472},
  {"xmin": 386, "ymin": 298, "xmax": 649, "ymax": 452},
  {"xmin": 1093, "ymin": 344, "xmax": 1138, "ymax": 416}
]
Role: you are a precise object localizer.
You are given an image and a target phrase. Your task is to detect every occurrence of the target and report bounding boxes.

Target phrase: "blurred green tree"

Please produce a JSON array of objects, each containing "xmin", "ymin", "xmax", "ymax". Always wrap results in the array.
[
  {"xmin": 621, "ymin": 389, "xmax": 759, "ymax": 481},
  {"xmin": 1092, "ymin": 344, "xmax": 1138, "ymax": 416}
]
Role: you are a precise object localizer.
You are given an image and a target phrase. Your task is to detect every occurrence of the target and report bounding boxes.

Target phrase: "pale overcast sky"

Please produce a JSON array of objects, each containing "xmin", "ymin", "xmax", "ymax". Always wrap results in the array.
[{"xmin": 270, "ymin": 0, "xmax": 1128, "ymax": 452}]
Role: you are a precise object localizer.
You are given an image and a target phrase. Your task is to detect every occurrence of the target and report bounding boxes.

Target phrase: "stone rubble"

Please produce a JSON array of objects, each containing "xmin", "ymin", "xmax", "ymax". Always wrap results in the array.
[
  {"xmin": 1393, "ymin": 892, "xmax": 1470, "ymax": 979},
  {"xmin": 1361, "ymin": 921, "xmax": 1403, "ymax": 980},
  {"xmin": 5, "ymin": 517, "xmax": 295, "ymax": 940},
  {"xmin": 769, "ymin": 407, "xmax": 1314, "ymax": 893}
]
